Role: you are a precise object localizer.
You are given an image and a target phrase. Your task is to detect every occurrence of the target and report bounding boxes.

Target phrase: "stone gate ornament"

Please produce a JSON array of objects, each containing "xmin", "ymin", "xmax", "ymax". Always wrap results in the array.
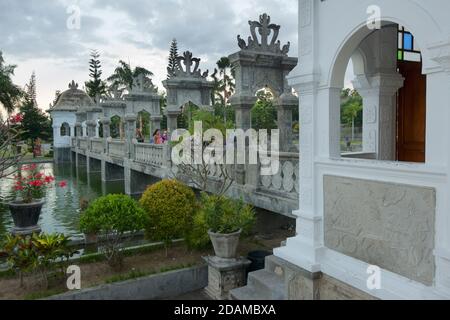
[
  {"xmin": 237, "ymin": 13, "xmax": 290, "ymax": 56},
  {"xmin": 172, "ymin": 51, "xmax": 209, "ymax": 79}
]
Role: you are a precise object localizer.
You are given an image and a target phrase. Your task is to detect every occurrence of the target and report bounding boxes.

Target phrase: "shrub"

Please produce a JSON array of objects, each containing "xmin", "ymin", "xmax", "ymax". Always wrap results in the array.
[
  {"xmin": 140, "ymin": 180, "xmax": 197, "ymax": 250},
  {"xmin": 79, "ymin": 194, "xmax": 146, "ymax": 268},
  {"xmin": 185, "ymin": 209, "xmax": 211, "ymax": 250},
  {"xmin": 1, "ymin": 233, "xmax": 77, "ymax": 288},
  {"xmin": 198, "ymin": 193, "xmax": 256, "ymax": 235}
]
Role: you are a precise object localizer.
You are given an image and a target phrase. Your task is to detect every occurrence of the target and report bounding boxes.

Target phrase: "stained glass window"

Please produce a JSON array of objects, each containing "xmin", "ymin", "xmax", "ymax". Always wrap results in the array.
[{"xmin": 398, "ymin": 26, "xmax": 421, "ymax": 62}]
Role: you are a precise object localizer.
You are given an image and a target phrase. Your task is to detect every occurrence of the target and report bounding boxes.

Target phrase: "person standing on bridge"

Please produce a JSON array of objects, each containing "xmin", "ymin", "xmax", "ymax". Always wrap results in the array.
[{"xmin": 153, "ymin": 129, "xmax": 163, "ymax": 145}]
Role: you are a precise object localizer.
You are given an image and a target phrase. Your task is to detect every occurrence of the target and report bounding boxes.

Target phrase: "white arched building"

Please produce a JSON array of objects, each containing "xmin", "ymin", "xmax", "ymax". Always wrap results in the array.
[
  {"xmin": 48, "ymin": 81, "xmax": 95, "ymax": 163},
  {"xmin": 227, "ymin": 0, "xmax": 450, "ymax": 301},
  {"xmin": 267, "ymin": 0, "xmax": 450, "ymax": 300}
]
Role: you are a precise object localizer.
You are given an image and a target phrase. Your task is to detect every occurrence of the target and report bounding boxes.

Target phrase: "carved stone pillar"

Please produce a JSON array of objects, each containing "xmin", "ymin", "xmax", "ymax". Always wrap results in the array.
[
  {"xmin": 124, "ymin": 114, "xmax": 137, "ymax": 159},
  {"xmin": 166, "ymin": 111, "xmax": 180, "ymax": 134},
  {"xmin": 75, "ymin": 123, "xmax": 83, "ymax": 137},
  {"xmin": 231, "ymin": 95, "xmax": 256, "ymax": 131},
  {"xmin": 151, "ymin": 115, "xmax": 162, "ymax": 133},
  {"xmin": 276, "ymin": 93, "xmax": 298, "ymax": 152},
  {"xmin": 86, "ymin": 120, "xmax": 97, "ymax": 138},
  {"xmin": 100, "ymin": 118, "xmax": 111, "ymax": 139},
  {"xmin": 230, "ymin": 95, "xmax": 257, "ymax": 185},
  {"xmin": 353, "ymin": 73, "xmax": 404, "ymax": 160}
]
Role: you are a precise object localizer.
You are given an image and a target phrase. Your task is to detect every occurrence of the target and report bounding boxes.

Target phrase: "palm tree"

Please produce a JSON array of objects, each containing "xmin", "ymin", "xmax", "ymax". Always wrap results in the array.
[
  {"xmin": 215, "ymin": 57, "xmax": 235, "ymax": 125},
  {"xmin": 107, "ymin": 60, "xmax": 154, "ymax": 91},
  {"xmin": 0, "ymin": 51, "xmax": 23, "ymax": 114}
]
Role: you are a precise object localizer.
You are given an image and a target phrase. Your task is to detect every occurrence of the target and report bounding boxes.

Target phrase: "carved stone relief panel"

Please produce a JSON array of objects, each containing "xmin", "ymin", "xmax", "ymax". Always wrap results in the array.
[{"xmin": 324, "ymin": 175, "xmax": 436, "ymax": 286}]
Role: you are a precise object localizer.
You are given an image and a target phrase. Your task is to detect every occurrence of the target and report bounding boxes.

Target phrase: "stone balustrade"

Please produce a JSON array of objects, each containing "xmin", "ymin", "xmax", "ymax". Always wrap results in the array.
[
  {"xmin": 259, "ymin": 152, "xmax": 299, "ymax": 199},
  {"xmin": 134, "ymin": 143, "xmax": 165, "ymax": 167},
  {"xmin": 79, "ymin": 138, "xmax": 88, "ymax": 151},
  {"xmin": 90, "ymin": 138, "xmax": 104, "ymax": 154},
  {"xmin": 71, "ymin": 136, "xmax": 299, "ymax": 216},
  {"xmin": 108, "ymin": 140, "xmax": 126, "ymax": 158}
]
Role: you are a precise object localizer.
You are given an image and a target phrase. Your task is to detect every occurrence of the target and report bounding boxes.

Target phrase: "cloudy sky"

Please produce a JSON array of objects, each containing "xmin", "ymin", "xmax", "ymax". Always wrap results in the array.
[{"xmin": 0, "ymin": 0, "xmax": 300, "ymax": 110}]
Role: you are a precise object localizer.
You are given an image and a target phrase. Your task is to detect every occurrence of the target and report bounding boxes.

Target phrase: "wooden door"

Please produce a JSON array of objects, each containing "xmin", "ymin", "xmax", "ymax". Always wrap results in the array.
[{"xmin": 397, "ymin": 60, "xmax": 426, "ymax": 163}]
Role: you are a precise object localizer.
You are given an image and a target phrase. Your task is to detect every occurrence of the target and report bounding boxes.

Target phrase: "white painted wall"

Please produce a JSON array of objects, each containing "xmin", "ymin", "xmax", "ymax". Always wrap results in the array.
[
  {"xmin": 275, "ymin": 0, "xmax": 450, "ymax": 299},
  {"xmin": 50, "ymin": 111, "xmax": 76, "ymax": 148}
]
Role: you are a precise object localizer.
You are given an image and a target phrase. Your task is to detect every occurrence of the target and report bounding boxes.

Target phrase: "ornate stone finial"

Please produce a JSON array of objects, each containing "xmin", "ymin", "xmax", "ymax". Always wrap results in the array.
[
  {"xmin": 173, "ymin": 51, "xmax": 208, "ymax": 79},
  {"xmin": 106, "ymin": 83, "xmax": 123, "ymax": 100},
  {"xmin": 68, "ymin": 80, "xmax": 79, "ymax": 90},
  {"xmin": 131, "ymin": 73, "xmax": 158, "ymax": 94},
  {"xmin": 236, "ymin": 13, "xmax": 289, "ymax": 56}
]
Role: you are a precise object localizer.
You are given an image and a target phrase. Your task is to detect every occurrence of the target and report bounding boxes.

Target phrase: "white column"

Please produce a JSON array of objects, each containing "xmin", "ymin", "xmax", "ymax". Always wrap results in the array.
[
  {"xmin": 274, "ymin": 0, "xmax": 323, "ymax": 272},
  {"xmin": 353, "ymin": 73, "xmax": 404, "ymax": 160},
  {"xmin": 53, "ymin": 125, "xmax": 60, "ymax": 148}
]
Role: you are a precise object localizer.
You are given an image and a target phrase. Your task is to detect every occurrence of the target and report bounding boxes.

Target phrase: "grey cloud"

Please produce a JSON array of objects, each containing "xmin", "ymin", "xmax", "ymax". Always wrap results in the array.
[{"xmin": 0, "ymin": 0, "xmax": 105, "ymax": 59}]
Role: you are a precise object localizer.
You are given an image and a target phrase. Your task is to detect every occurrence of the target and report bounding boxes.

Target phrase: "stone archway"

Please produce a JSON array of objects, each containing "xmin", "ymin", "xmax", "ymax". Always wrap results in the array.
[
  {"xmin": 229, "ymin": 13, "xmax": 299, "ymax": 152},
  {"xmin": 163, "ymin": 51, "xmax": 214, "ymax": 133}
]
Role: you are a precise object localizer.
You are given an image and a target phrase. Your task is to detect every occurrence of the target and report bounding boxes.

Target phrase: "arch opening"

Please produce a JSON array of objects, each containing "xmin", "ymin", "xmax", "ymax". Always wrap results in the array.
[{"xmin": 333, "ymin": 22, "xmax": 427, "ymax": 163}]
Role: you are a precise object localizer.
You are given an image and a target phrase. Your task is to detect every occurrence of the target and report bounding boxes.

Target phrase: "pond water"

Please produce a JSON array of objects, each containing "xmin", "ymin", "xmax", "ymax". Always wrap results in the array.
[{"xmin": 0, "ymin": 163, "xmax": 125, "ymax": 241}]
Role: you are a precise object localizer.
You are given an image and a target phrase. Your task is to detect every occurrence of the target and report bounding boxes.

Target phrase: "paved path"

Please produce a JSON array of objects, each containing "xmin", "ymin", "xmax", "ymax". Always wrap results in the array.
[{"xmin": 168, "ymin": 290, "xmax": 212, "ymax": 300}]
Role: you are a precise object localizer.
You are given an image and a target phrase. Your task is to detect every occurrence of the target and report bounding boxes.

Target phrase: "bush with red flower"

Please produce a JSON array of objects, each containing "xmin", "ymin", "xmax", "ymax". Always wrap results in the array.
[
  {"xmin": 1, "ymin": 113, "xmax": 25, "ymax": 179},
  {"xmin": 14, "ymin": 164, "xmax": 67, "ymax": 203}
]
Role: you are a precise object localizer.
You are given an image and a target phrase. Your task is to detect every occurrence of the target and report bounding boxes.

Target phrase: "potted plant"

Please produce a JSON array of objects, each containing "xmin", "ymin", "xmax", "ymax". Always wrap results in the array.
[
  {"xmin": 199, "ymin": 193, "xmax": 256, "ymax": 259},
  {"xmin": 9, "ymin": 164, "xmax": 67, "ymax": 236}
]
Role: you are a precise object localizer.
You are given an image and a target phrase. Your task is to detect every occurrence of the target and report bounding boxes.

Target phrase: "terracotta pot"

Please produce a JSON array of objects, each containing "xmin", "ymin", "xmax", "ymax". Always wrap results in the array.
[
  {"xmin": 208, "ymin": 229, "xmax": 242, "ymax": 259},
  {"xmin": 9, "ymin": 200, "xmax": 44, "ymax": 236}
]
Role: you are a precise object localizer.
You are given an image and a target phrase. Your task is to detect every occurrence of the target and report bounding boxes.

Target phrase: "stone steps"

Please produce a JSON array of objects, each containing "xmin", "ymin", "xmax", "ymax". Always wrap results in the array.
[{"xmin": 230, "ymin": 256, "xmax": 287, "ymax": 300}]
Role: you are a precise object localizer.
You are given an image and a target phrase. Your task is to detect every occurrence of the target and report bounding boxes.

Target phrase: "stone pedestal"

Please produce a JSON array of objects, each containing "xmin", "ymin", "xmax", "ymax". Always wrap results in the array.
[{"xmin": 203, "ymin": 256, "xmax": 251, "ymax": 300}]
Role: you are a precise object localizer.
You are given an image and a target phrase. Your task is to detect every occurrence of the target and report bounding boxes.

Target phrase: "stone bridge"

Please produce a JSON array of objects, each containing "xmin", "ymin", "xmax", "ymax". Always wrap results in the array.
[{"xmin": 71, "ymin": 137, "xmax": 299, "ymax": 218}]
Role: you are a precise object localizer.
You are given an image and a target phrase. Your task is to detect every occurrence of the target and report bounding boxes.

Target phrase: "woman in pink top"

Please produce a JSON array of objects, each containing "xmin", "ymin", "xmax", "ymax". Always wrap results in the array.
[{"xmin": 153, "ymin": 129, "xmax": 163, "ymax": 145}]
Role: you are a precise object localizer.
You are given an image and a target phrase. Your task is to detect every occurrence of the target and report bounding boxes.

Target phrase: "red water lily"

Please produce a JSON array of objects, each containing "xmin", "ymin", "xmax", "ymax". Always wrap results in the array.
[{"xmin": 59, "ymin": 181, "xmax": 68, "ymax": 188}]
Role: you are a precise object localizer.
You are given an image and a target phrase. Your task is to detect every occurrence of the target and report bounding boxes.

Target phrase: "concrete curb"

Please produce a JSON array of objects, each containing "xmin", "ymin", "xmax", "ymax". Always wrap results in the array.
[{"xmin": 47, "ymin": 265, "xmax": 208, "ymax": 300}]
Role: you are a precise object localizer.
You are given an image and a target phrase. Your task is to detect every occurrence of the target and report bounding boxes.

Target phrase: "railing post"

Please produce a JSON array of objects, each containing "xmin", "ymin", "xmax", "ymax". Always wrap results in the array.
[
  {"xmin": 124, "ymin": 114, "xmax": 137, "ymax": 159},
  {"xmin": 100, "ymin": 118, "xmax": 111, "ymax": 153},
  {"xmin": 275, "ymin": 93, "xmax": 298, "ymax": 152},
  {"xmin": 230, "ymin": 94, "xmax": 257, "ymax": 186}
]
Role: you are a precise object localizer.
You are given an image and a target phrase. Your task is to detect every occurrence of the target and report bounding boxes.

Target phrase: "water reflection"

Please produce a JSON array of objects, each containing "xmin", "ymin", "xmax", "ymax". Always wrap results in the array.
[{"xmin": 0, "ymin": 163, "xmax": 125, "ymax": 240}]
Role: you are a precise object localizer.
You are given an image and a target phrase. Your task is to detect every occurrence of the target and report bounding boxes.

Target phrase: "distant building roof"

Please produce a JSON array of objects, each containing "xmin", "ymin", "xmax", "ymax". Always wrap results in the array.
[{"xmin": 48, "ymin": 80, "xmax": 95, "ymax": 112}]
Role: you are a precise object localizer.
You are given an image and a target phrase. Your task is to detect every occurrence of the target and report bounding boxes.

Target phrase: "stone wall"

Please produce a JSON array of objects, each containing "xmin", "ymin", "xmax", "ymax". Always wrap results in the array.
[{"xmin": 324, "ymin": 175, "xmax": 436, "ymax": 286}]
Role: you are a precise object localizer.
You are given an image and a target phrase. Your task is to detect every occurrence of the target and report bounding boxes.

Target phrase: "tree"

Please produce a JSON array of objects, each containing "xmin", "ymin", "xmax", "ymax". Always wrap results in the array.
[
  {"xmin": 0, "ymin": 51, "xmax": 23, "ymax": 114},
  {"xmin": 25, "ymin": 71, "xmax": 37, "ymax": 105},
  {"xmin": 341, "ymin": 89, "xmax": 363, "ymax": 140},
  {"xmin": 18, "ymin": 73, "xmax": 52, "ymax": 156},
  {"xmin": 85, "ymin": 50, "xmax": 107, "ymax": 103},
  {"xmin": 107, "ymin": 60, "xmax": 153, "ymax": 91},
  {"xmin": 251, "ymin": 90, "xmax": 277, "ymax": 131},
  {"xmin": 167, "ymin": 39, "xmax": 180, "ymax": 79},
  {"xmin": 212, "ymin": 57, "xmax": 235, "ymax": 125}
]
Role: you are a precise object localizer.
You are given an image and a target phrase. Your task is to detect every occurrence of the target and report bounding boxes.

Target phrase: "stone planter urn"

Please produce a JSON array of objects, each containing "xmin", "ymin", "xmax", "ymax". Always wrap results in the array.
[
  {"xmin": 208, "ymin": 229, "xmax": 242, "ymax": 260},
  {"xmin": 9, "ymin": 200, "xmax": 45, "ymax": 236}
]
